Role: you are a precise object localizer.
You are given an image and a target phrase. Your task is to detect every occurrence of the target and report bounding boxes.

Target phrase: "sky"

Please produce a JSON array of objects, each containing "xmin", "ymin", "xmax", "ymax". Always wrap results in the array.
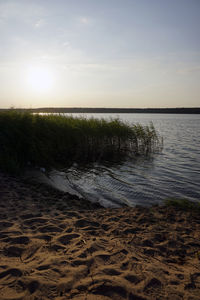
[{"xmin": 0, "ymin": 0, "xmax": 200, "ymax": 108}]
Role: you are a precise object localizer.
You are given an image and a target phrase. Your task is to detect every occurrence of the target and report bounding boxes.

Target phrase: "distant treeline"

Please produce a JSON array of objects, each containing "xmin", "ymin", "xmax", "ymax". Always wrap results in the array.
[{"xmin": 0, "ymin": 107, "xmax": 200, "ymax": 114}]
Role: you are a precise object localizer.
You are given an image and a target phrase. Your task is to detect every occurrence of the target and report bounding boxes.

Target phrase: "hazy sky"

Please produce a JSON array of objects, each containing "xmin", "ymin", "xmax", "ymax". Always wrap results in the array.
[{"xmin": 0, "ymin": 0, "xmax": 200, "ymax": 108}]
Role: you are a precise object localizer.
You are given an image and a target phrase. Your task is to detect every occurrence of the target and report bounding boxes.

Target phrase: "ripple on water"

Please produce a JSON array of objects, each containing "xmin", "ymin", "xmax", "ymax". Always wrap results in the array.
[{"xmin": 48, "ymin": 114, "xmax": 200, "ymax": 208}]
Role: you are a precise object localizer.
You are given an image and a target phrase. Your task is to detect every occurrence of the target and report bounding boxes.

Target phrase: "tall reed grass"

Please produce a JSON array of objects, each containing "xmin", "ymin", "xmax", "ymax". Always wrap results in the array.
[{"xmin": 0, "ymin": 111, "xmax": 162, "ymax": 173}]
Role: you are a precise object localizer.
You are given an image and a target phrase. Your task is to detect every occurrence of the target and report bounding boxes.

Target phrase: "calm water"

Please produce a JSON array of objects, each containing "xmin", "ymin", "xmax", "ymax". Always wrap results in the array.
[{"xmin": 49, "ymin": 113, "xmax": 200, "ymax": 207}]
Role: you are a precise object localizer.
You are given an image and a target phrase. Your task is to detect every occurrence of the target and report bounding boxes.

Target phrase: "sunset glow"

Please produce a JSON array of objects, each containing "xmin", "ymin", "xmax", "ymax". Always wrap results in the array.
[{"xmin": 0, "ymin": 0, "xmax": 199, "ymax": 108}]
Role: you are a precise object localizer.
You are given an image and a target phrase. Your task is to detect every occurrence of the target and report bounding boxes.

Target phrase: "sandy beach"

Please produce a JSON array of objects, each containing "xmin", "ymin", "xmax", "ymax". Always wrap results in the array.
[{"xmin": 0, "ymin": 172, "xmax": 200, "ymax": 300}]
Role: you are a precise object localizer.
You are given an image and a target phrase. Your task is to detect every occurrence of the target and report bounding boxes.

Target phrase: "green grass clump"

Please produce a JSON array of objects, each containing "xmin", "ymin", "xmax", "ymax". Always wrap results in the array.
[
  {"xmin": 165, "ymin": 198, "xmax": 200, "ymax": 212},
  {"xmin": 0, "ymin": 111, "xmax": 161, "ymax": 173}
]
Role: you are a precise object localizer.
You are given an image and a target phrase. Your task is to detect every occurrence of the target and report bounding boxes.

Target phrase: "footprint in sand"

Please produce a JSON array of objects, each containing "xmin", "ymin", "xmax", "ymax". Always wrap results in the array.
[
  {"xmin": 34, "ymin": 234, "xmax": 52, "ymax": 242},
  {"xmin": 38, "ymin": 225, "xmax": 63, "ymax": 233},
  {"xmin": 23, "ymin": 217, "xmax": 47, "ymax": 226},
  {"xmin": 20, "ymin": 213, "xmax": 35, "ymax": 220},
  {"xmin": 124, "ymin": 274, "xmax": 141, "ymax": 284},
  {"xmin": 102, "ymin": 268, "xmax": 122, "ymax": 276},
  {"xmin": 90, "ymin": 283, "xmax": 127, "ymax": 299},
  {"xmin": 143, "ymin": 277, "xmax": 162, "ymax": 293},
  {"xmin": 27, "ymin": 280, "xmax": 40, "ymax": 294},
  {"xmin": 75, "ymin": 219, "xmax": 100, "ymax": 228},
  {"xmin": 0, "ymin": 221, "xmax": 13, "ymax": 229},
  {"xmin": 4, "ymin": 236, "xmax": 30, "ymax": 245},
  {"xmin": 58, "ymin": 234, "xmax": 80, "ymax": 245},
  {"xmin": 4, "ymin": 246, "xmax": 24, "ymax": 257},
  {"xmin": 0, "ymin": 268, "xmax": 22, "ymax": 279}
]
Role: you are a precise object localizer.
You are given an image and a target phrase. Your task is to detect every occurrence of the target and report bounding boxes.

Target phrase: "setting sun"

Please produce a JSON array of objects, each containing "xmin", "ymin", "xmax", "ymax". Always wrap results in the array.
[{"xmin": 25, "ymin": 65, "xmax": 54, "ymax": 94}]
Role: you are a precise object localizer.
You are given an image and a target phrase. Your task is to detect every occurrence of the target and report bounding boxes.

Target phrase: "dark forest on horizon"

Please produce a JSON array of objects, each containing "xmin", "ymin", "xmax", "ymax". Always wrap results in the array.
[{"xmin": 0, "ymin": 107, "xmax": 200, "ymax": 114}]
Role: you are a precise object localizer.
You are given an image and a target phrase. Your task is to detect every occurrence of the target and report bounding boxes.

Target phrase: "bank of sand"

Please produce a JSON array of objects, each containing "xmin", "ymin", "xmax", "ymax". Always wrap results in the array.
[{"xmin": 0, "ymin": 172, "xmax": 200, "ymax": 300}]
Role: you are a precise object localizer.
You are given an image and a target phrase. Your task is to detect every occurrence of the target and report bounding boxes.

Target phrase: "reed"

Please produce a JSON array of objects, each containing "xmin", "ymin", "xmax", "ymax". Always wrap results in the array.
[{"xmin": 0, "ymin": 111, "xmax": 162, "ymax": 173}]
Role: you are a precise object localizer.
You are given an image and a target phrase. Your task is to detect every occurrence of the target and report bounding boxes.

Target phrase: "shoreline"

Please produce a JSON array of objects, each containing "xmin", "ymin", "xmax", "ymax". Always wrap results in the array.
[
  {"xmin": 1, "ymin": 107, "xmax": 200, "ymax": 114},
  {"xmin": 0, "ymin": 172, "xmax": 200, "ymax": 299}
]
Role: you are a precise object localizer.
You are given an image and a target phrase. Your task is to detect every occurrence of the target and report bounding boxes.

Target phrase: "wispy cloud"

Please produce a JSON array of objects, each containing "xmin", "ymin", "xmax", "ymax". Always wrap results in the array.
[
  {"xmin": 79, "ymin": 17, "xmax": 91, "ymax": 25},
  {"xmin": 34, "ymin": 19, "xmax": 45, "ymax": 29},
  {"xmin": 177, "ymin": 66, "xmax": 200, "ymax": 74},
  {"xmin": 0, "ymin": 1, "xmax": 44, "ymax": 21},
  {"xmin": 63, "ymin": 42, "xmax": 71, "ymax": 48}
]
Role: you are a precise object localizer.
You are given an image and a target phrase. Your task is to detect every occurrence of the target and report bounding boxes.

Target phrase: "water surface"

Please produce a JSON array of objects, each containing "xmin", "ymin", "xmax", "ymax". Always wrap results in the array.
[{"xmin": 49, "ymin": 113, "xmax": 200, "ymax": 207}]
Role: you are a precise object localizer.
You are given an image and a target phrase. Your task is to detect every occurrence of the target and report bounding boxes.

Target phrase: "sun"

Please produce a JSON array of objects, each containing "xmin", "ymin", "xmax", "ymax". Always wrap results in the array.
[{"xmin": 25, "ymin": 65, "xmax": 54, "ymax": 93}]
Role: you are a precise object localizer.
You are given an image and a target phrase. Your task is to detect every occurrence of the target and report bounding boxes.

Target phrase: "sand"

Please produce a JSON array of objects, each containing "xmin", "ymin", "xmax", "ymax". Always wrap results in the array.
[{"xmin": 0, "ymin": 172, "xmax": 200, "ymax": 300}]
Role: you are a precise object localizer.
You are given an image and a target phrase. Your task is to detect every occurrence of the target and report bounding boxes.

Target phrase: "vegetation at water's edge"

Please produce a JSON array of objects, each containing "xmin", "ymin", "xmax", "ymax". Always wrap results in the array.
[
  {"xmin": 0, "ymin": 111, "xmax": 162, "ymax": 173},
  {"xmin": 165, "ymin": 198, "xmax": 200, "ymax": 212}
]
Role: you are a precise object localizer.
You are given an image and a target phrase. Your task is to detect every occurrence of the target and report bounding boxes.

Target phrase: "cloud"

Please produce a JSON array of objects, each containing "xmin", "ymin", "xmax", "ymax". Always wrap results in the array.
[
  {"xmin": 0, "ymin": 1, "xmax": 44, "ymax": 21},
  {"xmin": 177, "ymin": 66, "xmax": 200, "ymax": 74},
  {"xmin": 79, "ymin": 17, "xmax": 90, "ymax": 25},
  {"xmin": 63, "ymin": 42, "xmax": 71, "ymax": 48},
  {"xmin": 34, "ymin": 19, "xmax": 45, "ymax": 29}
]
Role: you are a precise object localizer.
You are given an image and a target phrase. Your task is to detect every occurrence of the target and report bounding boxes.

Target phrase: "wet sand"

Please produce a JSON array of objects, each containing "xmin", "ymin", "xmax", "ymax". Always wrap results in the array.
[{"xmin": 0, "ymin": 172, "xmax": 200, "ymax": 300}]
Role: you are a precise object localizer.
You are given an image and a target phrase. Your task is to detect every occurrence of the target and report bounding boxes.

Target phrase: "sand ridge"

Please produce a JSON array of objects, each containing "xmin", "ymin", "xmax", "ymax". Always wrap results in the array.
[{"xmin": 0, "ymin": 172, "xmax": 200, "ymax": 300}]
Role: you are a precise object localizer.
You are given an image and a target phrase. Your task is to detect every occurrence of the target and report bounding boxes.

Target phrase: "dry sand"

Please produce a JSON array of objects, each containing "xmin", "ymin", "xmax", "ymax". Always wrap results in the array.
[{"xmin": 0, "ymin": 172, "xmax": 200, "ymax": 300}]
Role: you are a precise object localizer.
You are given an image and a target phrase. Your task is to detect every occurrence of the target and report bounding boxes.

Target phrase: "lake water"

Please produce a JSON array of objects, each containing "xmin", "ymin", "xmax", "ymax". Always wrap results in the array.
[{"xmin": 49, "ymin": 113, "xmax": 200, "ymax": 207}]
